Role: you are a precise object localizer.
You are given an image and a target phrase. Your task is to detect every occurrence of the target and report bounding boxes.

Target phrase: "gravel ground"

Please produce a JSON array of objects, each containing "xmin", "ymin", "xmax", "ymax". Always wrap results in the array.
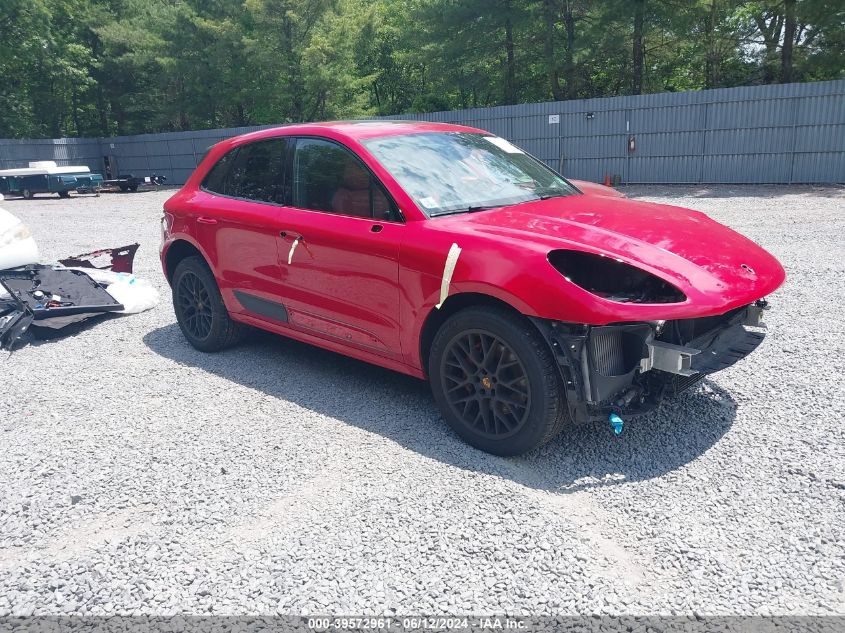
[{"xmin": 0, "ymin": 185, "xmax": 843, "ymax": 617}]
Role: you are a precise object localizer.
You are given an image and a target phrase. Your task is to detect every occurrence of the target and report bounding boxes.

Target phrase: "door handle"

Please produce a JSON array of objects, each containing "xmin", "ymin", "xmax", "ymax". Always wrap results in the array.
[
  {"xmin": 197, "ymin": 216, "xmax": 217, "ymax": 225},
  {"xmin": 370, "ymin": 224, "xmax": 383, "ymax": 233}
]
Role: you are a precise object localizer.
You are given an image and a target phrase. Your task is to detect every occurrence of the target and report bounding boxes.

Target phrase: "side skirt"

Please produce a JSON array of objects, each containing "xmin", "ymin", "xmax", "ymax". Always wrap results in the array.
[{"xmin": 231, "ymin": 310, "xmax": 425, "ymax": 380}]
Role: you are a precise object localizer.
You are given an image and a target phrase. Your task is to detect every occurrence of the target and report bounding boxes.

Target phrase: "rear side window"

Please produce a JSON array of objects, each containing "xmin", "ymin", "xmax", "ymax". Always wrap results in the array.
[
  {"xmin": 202, "ymin": 149, "xmax": 235, "ymax": 194},
  {"xmin": 292, "ymin": 138, "xmax": 396, "ymax": 220},
  {"xmin": 202, "ymin": 138, "xmax": 289, "ymax": 204}
]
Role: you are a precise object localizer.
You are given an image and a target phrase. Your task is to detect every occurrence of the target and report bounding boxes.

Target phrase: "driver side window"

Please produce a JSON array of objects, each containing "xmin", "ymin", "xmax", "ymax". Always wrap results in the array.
[{"xmin": 292, "ymin": 138, "xmax": 396, "ymax": 220}]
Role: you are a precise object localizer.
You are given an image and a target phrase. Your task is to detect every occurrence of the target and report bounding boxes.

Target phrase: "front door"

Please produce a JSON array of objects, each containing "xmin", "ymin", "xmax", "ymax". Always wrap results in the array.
[{"xmin": 276, "ymin": 137, "xmax": 404, "ymax": 360}]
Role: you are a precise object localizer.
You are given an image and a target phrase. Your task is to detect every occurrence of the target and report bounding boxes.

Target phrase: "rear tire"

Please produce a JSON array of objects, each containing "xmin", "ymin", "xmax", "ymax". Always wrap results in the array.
[
  {"xmin": 429, "ymin": 306, "xmax": 567, "ymax": 456},
  {"xmin": 58, "ymin": 191, "xmax": 70, "ymax": 199},
  {"xmin": 172, "ymin": 256, "xmax": 244, "ymax": 352},
  {"xmin": 22, "ymin": 189, "xmax": 33, "ymax": 200}
]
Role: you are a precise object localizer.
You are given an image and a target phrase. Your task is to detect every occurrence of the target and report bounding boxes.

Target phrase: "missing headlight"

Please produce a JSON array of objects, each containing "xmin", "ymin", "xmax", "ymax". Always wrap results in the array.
[{"xmin": 548, "ymin": 250, "xmax": 686, "ymax": 304}]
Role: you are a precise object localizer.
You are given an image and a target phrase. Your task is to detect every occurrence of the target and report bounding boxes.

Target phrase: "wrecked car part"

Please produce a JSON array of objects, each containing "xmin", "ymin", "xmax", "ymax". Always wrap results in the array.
[
  {"xmin": 0, "ymin": 208, "xmax": 39, "ymax": 270},
  {"xmin": 0, "ymin": 287, "xmax": 36, "ymax": 350},
  {"xmin": 744, "ymin": 299, "xmax": 769, "ymax": 328},
  {"xmin": 0, "ymin": 266, "xmax": 125, "ymax": 351},
  {"xmin": 531, "ymin": 301, "xmax": 770, "ymax": 424},
  {"xmin": 1, "ymin": 222, "xmax": 156, "ymax": 349},
  {"xmin": 548, "ymin": 249, "xmax": 686, "ymax": 304},
  {"xmin": 63, "ymin": 267, "xmax": 160, "ymax": 314},
  {"xmin": 0, "ymin": 308, "xmax": 34, "ymax": 351},
  {"xmin": 641, "ymin": 340, "xmax": 700, "ymax": 376},
  {"xmin": 58, "ymin": 243, "xmax": 139, "ymax": 274},
  {"xmin": 0, "ymin": 266, "xmax": 125, "ymax": 317},
  {"xmin": 688, "ymin": 322, "xmax": 765, "ymax": 375}
]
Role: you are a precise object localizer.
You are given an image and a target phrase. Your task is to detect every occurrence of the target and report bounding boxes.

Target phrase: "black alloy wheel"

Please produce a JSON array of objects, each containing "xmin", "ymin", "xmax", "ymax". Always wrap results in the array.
[
  {"xmin": 440, "ymin": 330, "xmax": 531, "ymax": 439},
  {"xmin": 429, "ymin": 306, "xmax": 567, "ymax": 456},
  {"xmin": 176, "ymin": 270, "xmax": 213, "ymax": 341},
  {"xmin": 171, "ymin": 256, "xmax": 244, "ymax": 352}
]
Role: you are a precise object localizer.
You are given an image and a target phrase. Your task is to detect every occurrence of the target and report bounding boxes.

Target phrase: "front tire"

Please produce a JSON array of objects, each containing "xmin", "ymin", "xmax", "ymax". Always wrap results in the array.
[
  {"xmin": 58, "ymin": 191, "xmax": 70, "ymax": 199},
  {"xmin": 172, "ymin": 256, "xmax": 244, "ymax": 352},
  {"xmin": 22, "ymin": 189, "xmax": 33, "ymax": 200},
  {"xmin": 429, "ymin": 306, "xmax": 567, "ymax": 456}
]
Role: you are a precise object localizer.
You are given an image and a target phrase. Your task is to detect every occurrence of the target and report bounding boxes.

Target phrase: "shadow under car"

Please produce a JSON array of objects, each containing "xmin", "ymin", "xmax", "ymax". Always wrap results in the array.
[{"xmin": 143, "ymin": 323, "xmax": 738, "ymax": 494}]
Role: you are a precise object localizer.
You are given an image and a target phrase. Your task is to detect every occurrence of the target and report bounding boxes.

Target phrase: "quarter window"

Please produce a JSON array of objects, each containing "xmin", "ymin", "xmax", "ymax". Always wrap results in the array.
[
  {"xmin": 293, "ymin": 138, "xmax": 394, "ymax": 219},
  {"xmin": 202, "ymin": 138, "xmax": 289, "ymax": 204},
  {"xmin": 202, "ymin": 149, "xmax": 236, "ymax": 195}
]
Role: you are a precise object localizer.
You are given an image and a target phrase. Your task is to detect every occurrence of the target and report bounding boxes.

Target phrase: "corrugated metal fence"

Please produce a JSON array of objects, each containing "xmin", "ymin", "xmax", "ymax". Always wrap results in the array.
[
  {"xmin": 1, "ymin": 80, "xmax": 843, "ymax": 186},
  {"xmin": 392, "ymin": 78, "xmax": 845, "ymax": 184}
]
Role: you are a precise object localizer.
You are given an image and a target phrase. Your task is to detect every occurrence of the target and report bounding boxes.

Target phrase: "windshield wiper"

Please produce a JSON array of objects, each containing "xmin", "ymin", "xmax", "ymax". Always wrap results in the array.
[
  {"xmin": 431, "ymin": 205, "xmax": 500, "ymax": 217},
  {"xmin": 531, "ymin": 188, "xmax": 569, "ymax": 201}
]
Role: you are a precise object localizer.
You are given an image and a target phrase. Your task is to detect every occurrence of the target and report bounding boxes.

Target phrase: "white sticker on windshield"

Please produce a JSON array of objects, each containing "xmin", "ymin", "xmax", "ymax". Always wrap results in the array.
[
  {"xmin": 484, "ymin": 136, "xmax": 524, "ymax": 154},
  {"xmin": 419, "ymin": 196, "xmax": 438, "ymax": 208}
]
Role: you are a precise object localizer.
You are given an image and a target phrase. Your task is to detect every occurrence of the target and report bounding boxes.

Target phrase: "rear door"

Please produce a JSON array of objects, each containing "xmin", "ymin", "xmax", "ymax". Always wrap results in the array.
[
  {"xmin": 274, "ymin": 137, "xmax": 404, "ymax": 359},
  {"xmin": 195, "ymin": 137, "xmax": 291, "ymax": 321}
]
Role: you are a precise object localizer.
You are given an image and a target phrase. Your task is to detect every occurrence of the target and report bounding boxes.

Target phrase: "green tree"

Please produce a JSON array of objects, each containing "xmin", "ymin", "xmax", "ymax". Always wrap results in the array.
[{"xmin": 2, "ymin": 0, "xmax": 843, "ymax": 139}]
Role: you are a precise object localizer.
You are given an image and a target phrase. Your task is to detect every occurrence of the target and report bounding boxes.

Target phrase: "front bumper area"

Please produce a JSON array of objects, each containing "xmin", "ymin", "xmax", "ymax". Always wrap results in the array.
[{"xmin": 531, "ymin": 301, "xmax": 769, "ymax": 424}]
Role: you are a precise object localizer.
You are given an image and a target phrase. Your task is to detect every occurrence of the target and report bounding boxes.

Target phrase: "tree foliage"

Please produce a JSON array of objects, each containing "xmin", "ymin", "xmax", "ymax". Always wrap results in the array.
[{"xmin": 1, "ymin": 0, "xmax": 842, "ymax": 138}]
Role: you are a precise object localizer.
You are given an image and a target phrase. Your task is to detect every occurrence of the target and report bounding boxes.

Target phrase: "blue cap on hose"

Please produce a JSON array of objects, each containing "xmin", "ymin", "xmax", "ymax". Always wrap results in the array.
[{"xmin": 609, "ymin": 413, "xmax": 624, "ymax": 435}]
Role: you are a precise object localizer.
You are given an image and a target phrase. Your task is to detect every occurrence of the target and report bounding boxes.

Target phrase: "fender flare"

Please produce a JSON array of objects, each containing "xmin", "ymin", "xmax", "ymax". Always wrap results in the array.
[{"xmin": 162, "ymin": 232, "xmax": 215, "ymax": 281}]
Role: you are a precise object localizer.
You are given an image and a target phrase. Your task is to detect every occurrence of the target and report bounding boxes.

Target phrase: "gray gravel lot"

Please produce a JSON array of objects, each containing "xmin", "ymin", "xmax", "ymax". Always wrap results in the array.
[{"xmin": 0, "ymin": 185, "xmax": 844, "ymax": 617}]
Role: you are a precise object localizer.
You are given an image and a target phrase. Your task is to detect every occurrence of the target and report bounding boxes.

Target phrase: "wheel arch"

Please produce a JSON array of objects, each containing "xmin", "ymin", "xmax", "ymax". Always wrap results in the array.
[
  {"xmin": 418, "ymin": 291, "xmax": 544, "ymax": 379},
  {"xmin": 164, "ymin": 238, "xmax": 207, "ymax": 284}
]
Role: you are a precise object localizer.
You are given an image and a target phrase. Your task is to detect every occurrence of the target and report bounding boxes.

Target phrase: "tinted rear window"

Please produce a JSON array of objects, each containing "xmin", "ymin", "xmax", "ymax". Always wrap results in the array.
[
  {"xmin": 202, "ymin": 148, "xmax": 236, "ymax": 194},
  {"xmin": 202, "ymin": 138, "xmax": 289, "ymax": 204}
]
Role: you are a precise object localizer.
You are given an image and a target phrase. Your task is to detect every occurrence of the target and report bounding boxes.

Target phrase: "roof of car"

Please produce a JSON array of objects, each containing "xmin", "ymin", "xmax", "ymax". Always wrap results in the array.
[{"xmin": 238, "ymin": 120, "xmax": 488, "ymax": 143}]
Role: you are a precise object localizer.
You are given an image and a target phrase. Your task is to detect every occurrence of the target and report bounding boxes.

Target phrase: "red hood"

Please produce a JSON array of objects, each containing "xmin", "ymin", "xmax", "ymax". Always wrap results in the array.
[{"xmin": 437, "ymin": 193, "xmax": 786, "ymax": 311}]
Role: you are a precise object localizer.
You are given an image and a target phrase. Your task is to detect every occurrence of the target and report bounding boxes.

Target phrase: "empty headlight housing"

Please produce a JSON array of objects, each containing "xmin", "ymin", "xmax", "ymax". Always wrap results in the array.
[{"xmin": 548, "ymin": 249, "xmax": 686, "ymax": 304}]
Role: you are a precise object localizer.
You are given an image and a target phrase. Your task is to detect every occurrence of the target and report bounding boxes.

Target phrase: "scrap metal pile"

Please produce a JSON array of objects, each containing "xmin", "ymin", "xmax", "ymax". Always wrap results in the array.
[{"xmin": 0, "ymin": 208, "xmax": 158, "ymax": 350}]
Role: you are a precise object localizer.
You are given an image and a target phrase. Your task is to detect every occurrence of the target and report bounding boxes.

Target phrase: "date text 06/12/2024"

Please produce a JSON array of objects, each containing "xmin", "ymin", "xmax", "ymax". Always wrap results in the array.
[{"xmin": 307, "ymin": 617, "xmax": 527, "ymax": 631}]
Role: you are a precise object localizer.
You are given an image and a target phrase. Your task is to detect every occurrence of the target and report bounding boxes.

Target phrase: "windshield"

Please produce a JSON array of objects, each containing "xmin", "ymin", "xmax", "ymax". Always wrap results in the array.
[{"xmin": 361, "ymin": 132, "xmax": 578, "ymax": 216}]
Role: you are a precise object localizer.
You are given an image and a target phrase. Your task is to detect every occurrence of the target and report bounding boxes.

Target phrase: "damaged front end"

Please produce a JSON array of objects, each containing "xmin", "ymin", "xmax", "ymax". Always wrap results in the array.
[{"xmin": 532, "ymin": 300, "xmax": 770, "ymax": 424}]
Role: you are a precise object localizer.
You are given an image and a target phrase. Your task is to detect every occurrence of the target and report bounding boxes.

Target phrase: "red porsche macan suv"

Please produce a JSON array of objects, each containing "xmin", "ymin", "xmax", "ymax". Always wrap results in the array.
[{"xmin": 160, "ymin": 121, "xmax": 785, "ymax": 455}]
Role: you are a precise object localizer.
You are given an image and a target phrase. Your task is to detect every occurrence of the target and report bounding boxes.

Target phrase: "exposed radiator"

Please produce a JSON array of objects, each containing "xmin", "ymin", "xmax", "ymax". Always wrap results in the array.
[{"xmin": 591, "ymin": 329, "xmax": 626, "ymax": 376}]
